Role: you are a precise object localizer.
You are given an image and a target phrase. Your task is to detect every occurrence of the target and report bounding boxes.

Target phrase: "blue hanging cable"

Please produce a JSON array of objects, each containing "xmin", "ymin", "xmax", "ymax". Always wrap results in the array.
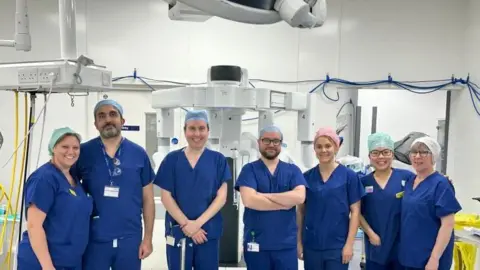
[{"xmin": 111, "ymin": 69, "xmax": 480, "ymax": 117}]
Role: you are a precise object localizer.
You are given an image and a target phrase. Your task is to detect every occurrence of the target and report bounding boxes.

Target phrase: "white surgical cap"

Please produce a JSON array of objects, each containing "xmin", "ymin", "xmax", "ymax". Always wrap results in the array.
[
  {"xmin": 411, "ymin": 136, "xmax": 441, "ymax": 165},
  {"xmin": 259, "ymin": 125, "xmax": 283, "ymax": 140}
]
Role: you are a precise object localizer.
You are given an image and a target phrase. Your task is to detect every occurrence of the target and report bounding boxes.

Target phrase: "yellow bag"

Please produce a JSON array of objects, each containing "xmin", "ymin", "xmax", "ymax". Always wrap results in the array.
[
  {"xmin": 454, "ymin": 242, "xmax": 477, "ymax": 270},
  {"xmin": 455, "ymin": 214, "xmax": 480, "ymax": 230}
]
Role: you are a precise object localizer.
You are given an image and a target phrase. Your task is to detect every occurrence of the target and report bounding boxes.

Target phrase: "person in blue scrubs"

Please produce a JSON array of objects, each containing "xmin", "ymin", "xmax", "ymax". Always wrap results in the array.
[
  {"xmin": 399, "ymin": 136, "xmax": 461, "ymax": 270},
  {"xmin": 359, "ymin": 132, "xmax": 415, "ymax": 270},
  {"xmin": 17, "ymin": 127, "xmax": 93, "ymax": 270},
  {"xmin": 235, "ymin": 125, "xmax": 307, "ymax": 270},
  {"xmin": 72, "ymin": 99, "xmax": 156, "ymax": 270},
  {"xmin": 155, "ymin": 110, "xmax": 231, "ymax": 270},
  {"xmin": 298, "ymin": 127, "xmax": 365, "ymax": 270}
]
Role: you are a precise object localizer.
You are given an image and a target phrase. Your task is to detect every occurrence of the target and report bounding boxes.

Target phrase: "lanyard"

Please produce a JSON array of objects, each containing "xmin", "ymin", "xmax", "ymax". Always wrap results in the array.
[{"xmin": 101, "ymin": 138, "xmax": 124, "ymax": 185}]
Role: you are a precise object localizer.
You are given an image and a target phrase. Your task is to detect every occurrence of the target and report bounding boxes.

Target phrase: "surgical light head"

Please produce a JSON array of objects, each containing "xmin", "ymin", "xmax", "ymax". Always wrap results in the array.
[
  {"xmin": 368, "ymin": 132, "xmax": 394, "ymax": 152},
  {"xmin": 48, "ymin": 127, "xmax": 82, "ymax": 156},
  {"xmin": 94, "ymin": 99, "xmax": 124, "ymax": 118},
  {"xmin": 410, "ymin": 136, "xmax": 441, "ymax": 165}
]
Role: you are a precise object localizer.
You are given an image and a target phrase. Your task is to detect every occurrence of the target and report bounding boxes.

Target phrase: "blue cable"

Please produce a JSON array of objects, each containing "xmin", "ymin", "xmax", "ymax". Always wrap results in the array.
[{"xmin": 112, "ymin": 69, "xmax": 480, "ymax": 118}]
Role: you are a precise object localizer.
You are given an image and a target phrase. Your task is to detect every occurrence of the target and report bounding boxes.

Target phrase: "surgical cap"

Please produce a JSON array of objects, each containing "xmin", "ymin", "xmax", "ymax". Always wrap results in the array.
[
  {"xmin": 94, "ymin": 99, "xmax": 124, "ymax": 117},
  {"xmin": 314, "ymin": 127, "xmax": 340, "ymax": 148},
  {"xmin": 48, "ymin": 127, "xmax": 81, "ymax": 156},
  {"xmin": 368, "ymin": 132, "xmax": 394, "ymax": 152},
  {"xmin": 259, "ymin": 125, "xmax": 283, "ymax": 140},
  {"xmin": 185, "ymin": 110, "xmax": 209, "ymax": 124},
  {"xmin": 411, "ymin": 136, "xmax": 441, "ymax": 164}
]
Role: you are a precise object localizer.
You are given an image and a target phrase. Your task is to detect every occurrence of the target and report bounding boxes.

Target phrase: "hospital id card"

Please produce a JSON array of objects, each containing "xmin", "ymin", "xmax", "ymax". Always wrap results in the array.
[
  {"xmin": 166, "ymin": 236, "xmax": 175, "ymax": 246},
  {"xmin": 365, "ymin": 186, "xmax": 374, "ymax": 193},
  {"xmin": 247, "ymin": 242, "xmax": 259, "ymax": 252},
  {"xmin": 104, "ymin": 186, "xmax": 120, "ymax": 198}
]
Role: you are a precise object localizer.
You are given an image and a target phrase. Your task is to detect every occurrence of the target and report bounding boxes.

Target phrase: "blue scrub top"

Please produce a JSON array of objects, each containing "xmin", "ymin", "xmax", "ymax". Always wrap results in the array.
[
  {"xmin": 72, "ymin": 137, "xmax": 155, "ymax": 241},
  {"xmin": 17, "ymin": 162, "xmax": 93, "ymax": 267},
  {"xmin": 302, "ymin": 164, "xmax": 365, "ymax": 251},
  {"xmin": 360, "ymin": 168, "xmax": 415, "ymax": 264},
  {"xmin": 399, "ymin": 172, "xmax": 462, "ymax": 269},
  {"xmin": 234, "ymin": 159, "xmax": 307, "ymax": 251},
  {"xmin": 154, "ymin": 148, "xmax": 231, "ymax": 240}
]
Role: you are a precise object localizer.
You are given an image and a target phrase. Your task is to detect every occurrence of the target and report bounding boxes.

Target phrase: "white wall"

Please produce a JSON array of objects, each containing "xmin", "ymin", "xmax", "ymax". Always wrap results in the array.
[
  {"xmin": 0, "ymin": 0, "xmax": 469, "ymax": 207},
  {"xmin": 358, "ymin": 89, "xmax": 447, "ymax": 162},
  {"xmin": 447, "ymin": 0, "xmax": 480, "ymax": 214}
]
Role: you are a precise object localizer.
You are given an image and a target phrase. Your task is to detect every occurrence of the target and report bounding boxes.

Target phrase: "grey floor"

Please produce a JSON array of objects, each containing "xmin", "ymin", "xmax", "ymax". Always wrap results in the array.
[{"xmin": 142, "ymin": 204, "xmax": 364, "ymax": 270}]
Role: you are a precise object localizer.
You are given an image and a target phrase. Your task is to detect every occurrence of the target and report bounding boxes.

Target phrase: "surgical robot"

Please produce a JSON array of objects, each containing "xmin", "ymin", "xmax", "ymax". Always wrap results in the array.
[{"xmin": 151, "ymin": 65, "xmax": 318, "ymax": 265}]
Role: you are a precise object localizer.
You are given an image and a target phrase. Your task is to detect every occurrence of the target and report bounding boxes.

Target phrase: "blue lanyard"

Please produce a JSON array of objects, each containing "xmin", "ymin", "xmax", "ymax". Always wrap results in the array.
[{"xmin": 101, "ymin": 138, "xmax": 124, "ymax": 185}]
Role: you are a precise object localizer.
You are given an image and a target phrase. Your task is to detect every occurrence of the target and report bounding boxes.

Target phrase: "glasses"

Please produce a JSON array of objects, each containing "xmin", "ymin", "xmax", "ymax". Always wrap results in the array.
[
  {"xmin": 409, "ymin": 150, "xmax": 431, "ymax": 157},
  {"xmin": 370, "ymin": 150, "xmax": 393, "ymax": 157},
  {"xmin": 261, "ymin": 138, "xmax": 282, "ymax": 146}
]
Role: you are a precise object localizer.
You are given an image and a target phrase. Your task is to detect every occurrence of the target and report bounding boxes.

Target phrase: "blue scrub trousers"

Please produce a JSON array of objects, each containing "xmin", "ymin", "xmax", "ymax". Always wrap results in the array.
[
  {"xmin": 366, "ymin": 260, "xmax": 403, "ymax": 270},
  {"xmin": 167, "ymin": 239, "xmax": 219, "ymax": 270},
  {"xmin": 244, "ymin": 248, "xmax": 297, "ymax": 270},
  {"xmin": 82, "ymin": 235, "xmax": 142, "ymax": 270},
  {"xmin": 17, "ymin": 257, "xmax": 81, "ymax": 270},
  {"xmin": 303, "ymin": 248, "xmax": 348, "ymax": 270}
]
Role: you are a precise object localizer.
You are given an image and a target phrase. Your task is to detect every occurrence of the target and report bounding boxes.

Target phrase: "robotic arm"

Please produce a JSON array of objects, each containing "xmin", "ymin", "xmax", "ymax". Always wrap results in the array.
[{"xmin": 167, "ymin": 0, "xmax": 327, "ymax": 28}]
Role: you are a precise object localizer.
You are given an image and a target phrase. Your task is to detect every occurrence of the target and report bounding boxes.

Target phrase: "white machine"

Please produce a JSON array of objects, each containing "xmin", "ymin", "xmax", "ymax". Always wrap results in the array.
[
  {"xmin": 166, "ymin": 0, "xmax": 327, "ymax": 28},
  {"xmin": 151, "ymin": 65, "xmax": 317, "ymax": 264},
  {"xmin": 151, "ymin": 65, "xmax": 317, "ymax": 170}
]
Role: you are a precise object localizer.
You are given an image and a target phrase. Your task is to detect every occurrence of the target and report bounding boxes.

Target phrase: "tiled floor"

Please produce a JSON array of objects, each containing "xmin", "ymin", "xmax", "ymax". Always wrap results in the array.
[{"xmin": 141, "ymin": 218, "xmax": 364, "ymax": 270}]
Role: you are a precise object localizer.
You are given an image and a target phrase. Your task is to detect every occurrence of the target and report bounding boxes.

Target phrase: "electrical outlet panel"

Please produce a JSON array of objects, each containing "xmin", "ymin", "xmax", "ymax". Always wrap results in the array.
[
  {"xmin": 0, "ymin": 60, "xmax": 113, "ymax": 93},
  {"xmin": 18, "ymin": 68, "xmax": 38, "ymax": 84},
  {"xmin": 38, "ymin": 68, "xmax": 61, "ymax": 83}
]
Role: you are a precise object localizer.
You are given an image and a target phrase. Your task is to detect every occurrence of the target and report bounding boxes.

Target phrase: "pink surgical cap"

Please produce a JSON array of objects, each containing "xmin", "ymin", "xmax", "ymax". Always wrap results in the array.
[{"xmin": 314, "ymin": 127, "xmax": 340, "ymax": 148}]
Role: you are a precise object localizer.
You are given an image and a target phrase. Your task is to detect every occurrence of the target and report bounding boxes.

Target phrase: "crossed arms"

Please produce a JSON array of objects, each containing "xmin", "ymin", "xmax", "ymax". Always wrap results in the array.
[{"xmin": 239, "ymin": 185, "xmax": 306, "ymax": 211}]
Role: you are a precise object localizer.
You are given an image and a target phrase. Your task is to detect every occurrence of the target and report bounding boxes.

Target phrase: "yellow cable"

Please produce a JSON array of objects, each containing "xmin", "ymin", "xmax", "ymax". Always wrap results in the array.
[
  {"xmin": 0, "ymin": 92, "xmax": 19, "ymax": 255},
  {"xmin": 6, "ymin": 93, "xmax": 28, "ymax": 267}
]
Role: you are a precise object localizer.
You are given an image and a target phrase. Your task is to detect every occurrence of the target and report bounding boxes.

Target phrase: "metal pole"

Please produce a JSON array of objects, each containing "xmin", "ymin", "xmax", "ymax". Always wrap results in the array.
[
  {"xmin": 441, "ymin": 91, "xmax": 451, "ymax": 174},
  {"xmin": 353, "ymin": 106, "xmax": 362, "ymax": 157},
  {"xmin": 59, "ymin": 0, "xmax": 77, "ymax": 59},
  {"xmin": 371, "ymin": 106, "xmax": 377, "ymax": 134},
  {"xmin": 180, "ymin": 238, "xmax": 186, "ymax": 270}
]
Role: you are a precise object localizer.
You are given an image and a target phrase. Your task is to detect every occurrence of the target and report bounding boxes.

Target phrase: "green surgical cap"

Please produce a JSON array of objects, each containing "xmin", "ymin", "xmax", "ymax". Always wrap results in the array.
[
  {"xmin": 368, "ymin": 132, "xmax": 394, "ymax": 152},
  {"xmin": 48, "ymin": 127, "xmax": 81, "ymax": 156}
]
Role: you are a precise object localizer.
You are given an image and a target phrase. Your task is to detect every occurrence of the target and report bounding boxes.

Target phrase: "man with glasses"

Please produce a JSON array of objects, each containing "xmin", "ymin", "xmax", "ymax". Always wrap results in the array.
[
  {"xmin": 72, "ymin": 99, "xmax": 156, "ymax": 270},
  {"xmin": 235, "ymin": 125, "xmax": 307, "ymax": 270}
]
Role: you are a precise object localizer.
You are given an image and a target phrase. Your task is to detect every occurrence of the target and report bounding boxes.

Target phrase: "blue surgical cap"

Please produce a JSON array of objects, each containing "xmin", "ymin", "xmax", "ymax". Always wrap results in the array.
[
  {"xmin": 368, "ymin": 132, "xmax": 394, "ymax": 152},
  {"xmin": 259, "ymin": 125, "xmax": 283, "ymax": 140},
  {"xmin": 94, "ymin": 99, "xmax": 124, "ymax": 117},
  {"xmin": 185, "ymin": 110, "xmax": 209, "ymax": 124},
  {"xmin": 48, "ymin": 127, "xmax": 81, "ymax": 156}
]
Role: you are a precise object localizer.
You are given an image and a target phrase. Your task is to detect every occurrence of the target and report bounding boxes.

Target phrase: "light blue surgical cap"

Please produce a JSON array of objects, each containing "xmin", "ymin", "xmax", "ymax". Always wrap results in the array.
[
  {"xmin": 48, "ymin": 127, "xmax": 81, "ymax": 156},
  {"xmin": 368, "ymin": 132, "xmax": 394, "ymax": 152},
  {"xmin": 94, "ymin": 99, "xmax": 124, "ymax": 117},
  {"xmin": 259, "ymin": 125, "xmax": 283, "ymax": 140},
  {"xmin": 185, "ymin": 110, "xmax": 209, "ymax": 124}
]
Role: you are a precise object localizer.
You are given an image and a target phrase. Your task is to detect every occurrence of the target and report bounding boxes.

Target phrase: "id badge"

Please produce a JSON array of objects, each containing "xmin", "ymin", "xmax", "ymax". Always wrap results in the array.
[
  {"xmin": 104, "ymin": 186, "xmax": 120, "ymax": 198},
  {"xmin": 166, "ymin": 236, "xmax": 175, "ymax": 246},
  {"xmin": 365, "ymin": 186, "xmax": 374, "ymax": 193},
  {"xmin": 247, "ymin": 242, "xmax": 259, "ymax": 252},
  {"xmin": 401, "ymin": 180, "xmax": 406, "ymax": 187},
  {"xmin": 113, "ymin": 239, "xmax": 118, "ymax": 248}
]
